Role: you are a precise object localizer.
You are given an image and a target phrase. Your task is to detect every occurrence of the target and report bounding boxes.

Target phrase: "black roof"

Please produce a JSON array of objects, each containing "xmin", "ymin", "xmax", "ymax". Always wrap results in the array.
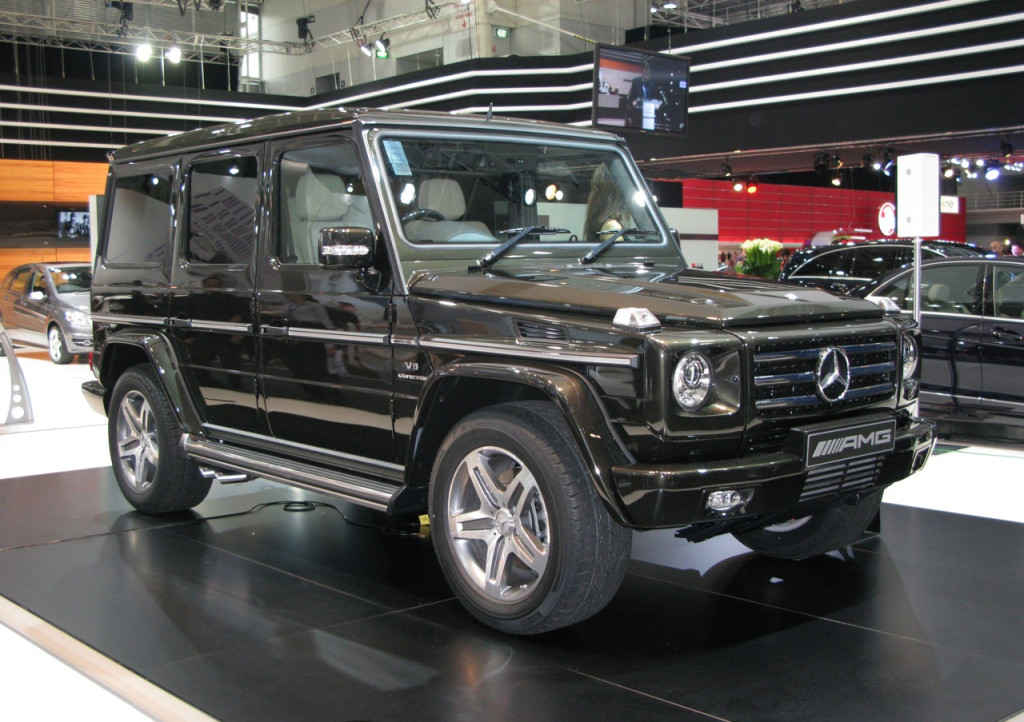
[{"xmin": 108, "ymin": 107, "xmax": 622, "ymax": 164}]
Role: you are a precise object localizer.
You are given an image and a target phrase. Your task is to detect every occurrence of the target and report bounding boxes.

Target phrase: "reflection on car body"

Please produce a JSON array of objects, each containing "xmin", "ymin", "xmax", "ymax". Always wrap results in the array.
[{"xmin": 855, "ymin": 256, "xmax": 1024, "ymax": 436}]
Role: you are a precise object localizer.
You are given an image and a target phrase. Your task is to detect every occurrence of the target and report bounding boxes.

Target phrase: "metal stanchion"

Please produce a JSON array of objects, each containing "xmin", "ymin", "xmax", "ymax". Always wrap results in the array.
[{"xmin": 0, "ymin": 322, "xmax": 33, "ymax": 425}]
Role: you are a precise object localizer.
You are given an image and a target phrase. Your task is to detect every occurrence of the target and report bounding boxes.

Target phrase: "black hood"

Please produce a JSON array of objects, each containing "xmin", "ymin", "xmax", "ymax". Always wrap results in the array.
[{"xmin": 407, "ymin": 266, "xmax": 882, "ymax": 329}]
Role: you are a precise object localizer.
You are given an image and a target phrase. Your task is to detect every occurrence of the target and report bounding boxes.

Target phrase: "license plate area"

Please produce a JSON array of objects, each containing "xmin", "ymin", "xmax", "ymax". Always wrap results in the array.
[{"xmin": 797, "ymin": 418, "xmax": 896, "ymax": 468}]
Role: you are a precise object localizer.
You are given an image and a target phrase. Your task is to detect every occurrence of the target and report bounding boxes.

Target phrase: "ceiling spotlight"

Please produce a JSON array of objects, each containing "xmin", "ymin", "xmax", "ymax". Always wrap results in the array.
[
  {"xmin": 746, "ymin": 177, "xmax": 758, "ymax": 194},
  {"xmin": 135, "ymin": 43, "xmax": 153, "ymax": 61},
  {"xmin": 165, "ymin": 46, "xmax": 181, "ymax": 64},
  {"xmin": 943, "ymin": 165, "xmax": 956, "ymax": 179},
  {"xmin": 358, "ymin": 36, "xmax": 373, "ymax": 56},
  {"xmin": 882, "ymin": 157, "xmax": 895, "ymax": 177},
  {"xmin": 1001, "ymin": 140, "xmax": 1013, "ymax": 158},
  {"xmin": 721, "ymin": 161, "xmax": 733, "ymax": 177},
  {"xmin": 830, "ymin": 153, "xmax": 843, "ymax": 170},
  {"xmin": 375, "ymin": 35, "xmax": 387, "ymax": 54},
  {"xmin": 663, "ymin": 1, "xmax": 680, "ymax": 8},
  {"xmin": 861, "ymin": 153, "xmax": 874, "ymax": 168},
  {"xmin": 732, "ymin": 179, "xmax": 745, "ymax": 192},
  {"xmin": 830, "ymin": 170, "xmax": 842, "ymax": 187},
  {"xmin": 985, "ymin": 164, "xmax": 1000, "ymax": 181},
  {"xmin": 297, "ymin": 15, "xmax": 316, "ymax": 42}
]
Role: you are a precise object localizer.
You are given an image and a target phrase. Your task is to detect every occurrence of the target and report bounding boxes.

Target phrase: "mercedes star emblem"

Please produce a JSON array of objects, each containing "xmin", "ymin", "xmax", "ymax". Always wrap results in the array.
[{"xmin": 815, "ymin": 347, "xmax": 851, "ymax": 402}]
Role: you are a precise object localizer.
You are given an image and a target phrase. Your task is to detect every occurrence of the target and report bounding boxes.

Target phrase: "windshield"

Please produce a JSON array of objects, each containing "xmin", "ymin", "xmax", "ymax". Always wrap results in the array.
[
  {"xmin": 375, "ymin": 133, "xmax": 674, "ymax": 269},
  {"xmin": 48, "ymin": 266, "xmax": 92, "ymax": 294}
]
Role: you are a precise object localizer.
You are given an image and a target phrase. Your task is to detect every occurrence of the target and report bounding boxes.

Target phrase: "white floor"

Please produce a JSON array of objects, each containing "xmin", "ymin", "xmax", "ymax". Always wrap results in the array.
[{"xmin": 1, "ymin": 349, "xmax": 1023, "ymax": 720}]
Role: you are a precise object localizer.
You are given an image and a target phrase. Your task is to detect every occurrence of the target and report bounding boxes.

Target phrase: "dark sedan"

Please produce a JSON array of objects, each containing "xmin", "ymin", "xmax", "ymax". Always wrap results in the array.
[
  {"xmin": 856, "ymin": 255, "xmax": 1024, "ymax": 436},
  {"xmin": 778, "ymin": 239, "xmax": 987, "ymax": 294},
  {"xmin": 0, "ymin": 262, "xmax": 93, "ymax": 363}
]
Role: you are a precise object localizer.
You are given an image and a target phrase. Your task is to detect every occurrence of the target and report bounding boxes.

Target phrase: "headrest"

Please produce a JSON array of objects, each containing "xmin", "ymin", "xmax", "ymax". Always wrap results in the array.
[
  {"xmin": 418, "ymin": 177, "xmax": 466, "ymax": 220},
  {"xmin": 297, "ymin": 174, "xmax": 349, "ymax": 221},
  {"xmin": 341, "ymin": 195, "xmax": 373, "ymax": 229},
  {"xmin": 927, "ymin": 283, "xmax": 949, "ymax": 302}
]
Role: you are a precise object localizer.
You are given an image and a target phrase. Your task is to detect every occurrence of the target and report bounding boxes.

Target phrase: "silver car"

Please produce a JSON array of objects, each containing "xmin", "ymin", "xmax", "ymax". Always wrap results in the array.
[{"xmin": 0, "ymin": 262, "xmax": 93, "ymax": 364}]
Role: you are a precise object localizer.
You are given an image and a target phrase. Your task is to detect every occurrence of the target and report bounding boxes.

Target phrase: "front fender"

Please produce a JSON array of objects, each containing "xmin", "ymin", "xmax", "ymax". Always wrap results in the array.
[
  {"xmin": 410, "ymin": 360, "xmax": 636, "ymax": 525},
  {"xmin": 99, "ymin": 329, "xmax": 204, "ymax": 433}
]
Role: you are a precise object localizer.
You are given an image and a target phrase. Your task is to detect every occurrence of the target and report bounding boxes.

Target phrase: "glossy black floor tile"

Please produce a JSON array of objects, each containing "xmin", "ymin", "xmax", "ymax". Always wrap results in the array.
[{"xmin": 1, "ymin": 469, "xmax": 1022, "ymax": 722}]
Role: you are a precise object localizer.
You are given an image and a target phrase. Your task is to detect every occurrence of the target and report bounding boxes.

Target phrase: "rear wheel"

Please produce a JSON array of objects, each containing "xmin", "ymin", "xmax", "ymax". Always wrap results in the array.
[
  {"xmin": 732, "ymin": 493, "xmax": 881, "ymax": 560},
  {"xmin": 48, "ymin": 325, "xmax": 72, "ymax": 364},
  {"xmin": 108, "ymin": 365, "xmax": 211, "ymax": 514},
  {"xmin": 430, "ymin": 401, "xmax": 631, "ymax": 634}
]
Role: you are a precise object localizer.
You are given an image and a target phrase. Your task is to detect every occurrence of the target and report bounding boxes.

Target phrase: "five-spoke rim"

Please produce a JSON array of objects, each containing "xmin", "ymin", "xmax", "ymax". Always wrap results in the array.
[
  {"xmin": 445, "ymin": 446, "xmax": 550, "ymax": 604},
  {"xmin": 47, "ymin": 327, "xmax": 62, "ymax": 361},
  {"xmin": 115, "ymin": 389, "xmax": 160, "ymax": 493}
]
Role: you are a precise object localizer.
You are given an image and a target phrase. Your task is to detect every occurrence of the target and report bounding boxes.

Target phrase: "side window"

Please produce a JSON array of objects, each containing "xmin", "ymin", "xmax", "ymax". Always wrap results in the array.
[
  {"xmin": 790, "ymin": 250, "xmax": 851, "ymax": 279},
  {"xmin": 876, "ymin": 272, "xmax": 913, "ymax": 311},
  {"xmin": 921, "ymin": 263, "xmax": 983, "ymax": 315},
  {"xmin": 850, "ymin": 247, "xmax": 907, "ymax": 277},
  {"xmin": 105, "ymin": 172, "xmax": 173, "ymax": 265},
  {"xmin": 993, "ymin": 265, "xmax": 1024, "ymax": 320},
  {"xmin": 9, "ymin": 267, "xmax": 34, "ymax": 295},
  {"xmin": 186, "ymin": 155, "xmax": 259, "ymax": 264},
  {"xmin": 278, "ymin": 141, "xmax": 369, "ymax": 265}
]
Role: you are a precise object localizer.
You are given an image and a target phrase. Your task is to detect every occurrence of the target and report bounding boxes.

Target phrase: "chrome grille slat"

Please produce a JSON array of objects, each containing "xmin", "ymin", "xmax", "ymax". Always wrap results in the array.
[{"xmin": 752, "ymin": 331, "xmax": 898, "ymax": 417}]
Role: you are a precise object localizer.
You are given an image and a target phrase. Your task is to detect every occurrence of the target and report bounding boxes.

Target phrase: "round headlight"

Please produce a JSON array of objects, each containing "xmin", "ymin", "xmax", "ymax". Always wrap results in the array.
[
  {"xmin": 901, "ymin": 334, "xmax": 919, "ymax": 378},
  {"xmin": 673, "ymin": 352, "xmax": 712, "ymax": 410}
]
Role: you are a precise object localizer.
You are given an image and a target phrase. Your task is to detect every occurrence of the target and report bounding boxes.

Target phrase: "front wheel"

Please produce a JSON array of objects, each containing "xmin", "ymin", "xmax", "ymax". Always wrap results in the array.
[
  {"xmin": 732, "ymin": 493, "xmax": 881, "ymax": 561},
  {"xmin": 108, "ymin": 365, "xmax": 211, "ymax": 514},
  {"xmin": 430, "ymin": 402, "xmax": 631, "ymax": 634},
  {"xmin": 48, "ymin": 325, "xmax": 72, "ymax": 364}
]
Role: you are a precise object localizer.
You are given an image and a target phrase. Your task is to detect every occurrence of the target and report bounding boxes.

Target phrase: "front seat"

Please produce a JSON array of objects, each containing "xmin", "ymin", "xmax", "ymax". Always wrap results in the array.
[{"xmin": 405, "ymin": 177, "xmax": 493, "ymax": 242}]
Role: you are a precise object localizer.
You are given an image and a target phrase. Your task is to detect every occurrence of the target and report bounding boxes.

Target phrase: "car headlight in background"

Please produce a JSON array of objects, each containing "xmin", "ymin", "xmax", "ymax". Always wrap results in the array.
[
  {"xmin": 673, "ymin": 351, "xmax": 712, "ymax": 410},
  {"xmin": 66, "ymin": 309, "xmax": 91, "ymax": 329}
]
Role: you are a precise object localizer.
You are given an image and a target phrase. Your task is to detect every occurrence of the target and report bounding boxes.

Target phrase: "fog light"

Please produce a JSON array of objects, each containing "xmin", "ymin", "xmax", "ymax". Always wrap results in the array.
[{"xmin": 706, "ymin": 489, "xmax": 754, "ymax": 513}]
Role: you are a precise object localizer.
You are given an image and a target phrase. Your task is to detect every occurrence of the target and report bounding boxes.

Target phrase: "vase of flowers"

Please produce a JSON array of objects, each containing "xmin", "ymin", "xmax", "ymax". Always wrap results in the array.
[{"xmin": 738, "ymin": 238, "xmax": 783, "ymax": 278}]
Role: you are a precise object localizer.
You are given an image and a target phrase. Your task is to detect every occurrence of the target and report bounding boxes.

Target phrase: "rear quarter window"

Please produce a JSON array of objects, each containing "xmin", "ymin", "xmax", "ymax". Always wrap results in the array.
[{"xmin": 105, "ymin": 172, "xmax": 174, "ymax": 265}]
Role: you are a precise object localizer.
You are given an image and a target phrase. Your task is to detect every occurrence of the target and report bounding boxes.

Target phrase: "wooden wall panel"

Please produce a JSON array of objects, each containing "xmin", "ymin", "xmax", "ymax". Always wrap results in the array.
[
  {"xmin": 0, "ymin": 160, "xmax": 55, "ymax": 202},
  {"xmin": 53, "ymin": 162, "xmax": 108, "ymax": 204},
  {"xmin": 0, "ymin": 159, "xmax": 106, "ymax": 204}
]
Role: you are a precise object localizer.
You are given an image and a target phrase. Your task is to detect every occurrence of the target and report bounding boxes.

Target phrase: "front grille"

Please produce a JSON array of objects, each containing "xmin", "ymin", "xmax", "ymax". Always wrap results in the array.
[
  {"xmin": 801, "ymin": 455, "xmax": 885, "ymax": 502},
  {"xmin": 753, "ymin": 333, "xmax": 897, "ymax": 417}
]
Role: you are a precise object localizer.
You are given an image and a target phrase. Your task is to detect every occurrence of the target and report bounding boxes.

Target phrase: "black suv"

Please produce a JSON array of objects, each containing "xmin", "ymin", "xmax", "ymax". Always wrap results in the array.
[
  {"xmin": 84, "ymin": 109, "xmax": 934, "ymax": 634},
  {"xmin": 779, "ymin": 239, "xmax": 987, "ymax": 294}
]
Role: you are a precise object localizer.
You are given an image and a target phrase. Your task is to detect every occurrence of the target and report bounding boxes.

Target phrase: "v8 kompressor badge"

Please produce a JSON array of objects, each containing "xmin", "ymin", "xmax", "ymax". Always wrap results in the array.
[{"xmin": 803, "ymin": 418, "xmax": 896, "ymax": 467}]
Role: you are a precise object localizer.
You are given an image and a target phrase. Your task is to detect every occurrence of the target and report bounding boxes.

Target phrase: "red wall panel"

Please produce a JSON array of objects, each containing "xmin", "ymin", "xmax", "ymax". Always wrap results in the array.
[{"xmin": 671, "ymin": 180, "xmax": 965, "ymax": 246}]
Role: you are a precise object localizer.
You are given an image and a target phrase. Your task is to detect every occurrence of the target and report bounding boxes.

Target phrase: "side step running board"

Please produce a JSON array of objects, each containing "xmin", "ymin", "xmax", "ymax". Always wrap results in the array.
[{"xmin": 183, "ymin": 435, "xmax": 401, "ymax": 513}]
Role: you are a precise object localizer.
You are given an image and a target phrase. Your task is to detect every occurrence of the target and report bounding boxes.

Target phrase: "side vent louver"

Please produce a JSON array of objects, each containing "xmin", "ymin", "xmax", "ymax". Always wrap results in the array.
[{"xmin": 516, "ymin": 321, "xmax": 569, "ymax": 341}]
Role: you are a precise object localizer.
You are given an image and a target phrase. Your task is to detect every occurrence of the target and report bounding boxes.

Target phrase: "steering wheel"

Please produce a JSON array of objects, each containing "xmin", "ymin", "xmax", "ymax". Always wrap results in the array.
[{"xmin": 401, "ymin": 208, "xmax": 446, "ymax": 223}]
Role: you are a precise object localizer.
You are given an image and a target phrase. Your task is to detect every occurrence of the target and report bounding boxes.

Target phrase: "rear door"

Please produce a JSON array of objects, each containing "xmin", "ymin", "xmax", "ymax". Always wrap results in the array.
[
  {"xmin": 0, "ymin": 265, "xmax": 34, "ymax": 336},
  {"xmin": 980, "ymin": 262, "xmax": 1024, "ymax": 417},
  {"xmin": 167, "ymin": 147, "xmax": 264, "ymax": 435}
]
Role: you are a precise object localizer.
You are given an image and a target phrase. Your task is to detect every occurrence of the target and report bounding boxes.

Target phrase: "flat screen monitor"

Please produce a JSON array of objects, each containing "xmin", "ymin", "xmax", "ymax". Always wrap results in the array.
[
  {"xmin": 592, "ymin": 44, "xmax": 689, "ymax": 135},
  {"xmin": 57, "ymin": 210, "xmax": 90, "ymax": 239}
]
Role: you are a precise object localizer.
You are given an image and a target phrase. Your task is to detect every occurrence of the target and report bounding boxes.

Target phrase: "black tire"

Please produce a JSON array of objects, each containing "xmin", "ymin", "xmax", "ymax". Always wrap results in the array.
[
  {"xmin": 430, "ymin": 401, "xmax": 631, "ymax": 634},
  {"xmin": 48, "ymin": 325, "xmax": 72, "ymax": 364},
  {"xmin": 108, "ymin": 365, "xmax": 211, "ymax": 514},
  {"xmin": 732, "ymin": 493, "xmax": 882, "ymax": 561}
]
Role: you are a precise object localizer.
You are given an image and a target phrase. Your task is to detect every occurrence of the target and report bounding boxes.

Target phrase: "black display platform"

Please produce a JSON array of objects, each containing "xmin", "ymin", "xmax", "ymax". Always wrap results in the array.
[{"xmin": 1, "ymin": 467, "xmax": 1022, "ymax": 722}]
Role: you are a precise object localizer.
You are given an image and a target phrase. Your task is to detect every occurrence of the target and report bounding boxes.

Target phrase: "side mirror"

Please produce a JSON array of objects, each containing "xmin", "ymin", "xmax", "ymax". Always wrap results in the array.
[{"xmin": 318, "ymin": 227, "xmax": 375, "ymax": 269}]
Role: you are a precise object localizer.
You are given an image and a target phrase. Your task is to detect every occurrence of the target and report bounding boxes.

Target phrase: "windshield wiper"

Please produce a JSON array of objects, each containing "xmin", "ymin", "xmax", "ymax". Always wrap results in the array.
[
  {"xmin": 580, "ymin": 228, "xmax": 654, "ymax": 264},
  {"xmin": 476, "ymin": 226, "xmax": 571, "ymax": 268}
]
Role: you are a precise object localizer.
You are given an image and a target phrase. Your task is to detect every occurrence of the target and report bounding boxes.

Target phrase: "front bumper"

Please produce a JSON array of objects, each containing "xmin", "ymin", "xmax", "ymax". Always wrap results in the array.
[{"xmin": 612, "ymin": 413, "xmax": 936, "ymax": 529}]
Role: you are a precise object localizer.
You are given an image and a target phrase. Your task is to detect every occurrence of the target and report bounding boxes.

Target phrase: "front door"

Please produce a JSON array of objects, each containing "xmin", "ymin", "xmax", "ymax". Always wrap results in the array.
[
  {"xmin": 980, "ymin": 263, "xmax": 1024, "ymax": 418},
  {"xmin": 258, "ymin": 134, "xmax": 395, "ymax": 462},
  {"xmin": 168, "ymin": 147, "xmax": 264, "ymax": 434}
]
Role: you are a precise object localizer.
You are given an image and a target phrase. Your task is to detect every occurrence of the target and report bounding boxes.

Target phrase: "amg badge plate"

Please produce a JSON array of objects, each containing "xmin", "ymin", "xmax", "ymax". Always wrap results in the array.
[{"xmin": 804, "ymin": 419, "xmax": 895, "ymax": 468}]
